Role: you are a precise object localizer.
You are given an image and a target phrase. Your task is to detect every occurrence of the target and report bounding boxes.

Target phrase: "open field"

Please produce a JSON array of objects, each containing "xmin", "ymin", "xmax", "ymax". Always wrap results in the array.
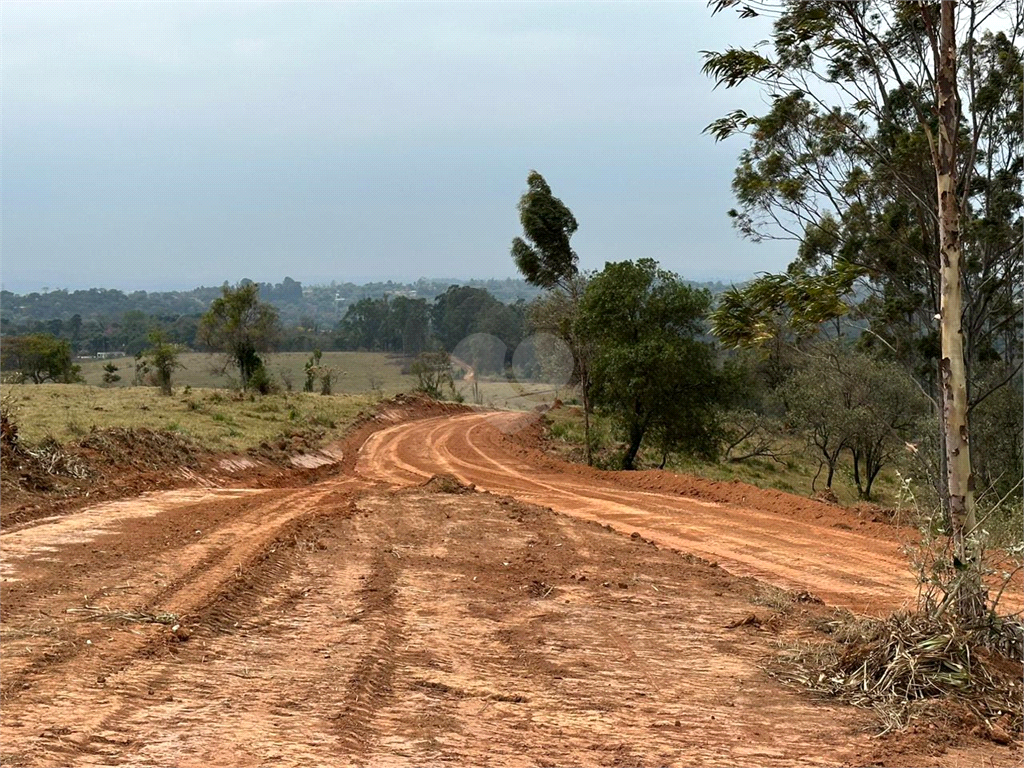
[
  {"xmin": 74, "ymin": 350, "xmax": 560, "ymax": 411},
  {"xmin": 75, "ymin": 352, "xmax": 416, "ymax": 395},
  {"xmin": 2, "ymin": 383, "xmax": 376, "ymax": 453}
]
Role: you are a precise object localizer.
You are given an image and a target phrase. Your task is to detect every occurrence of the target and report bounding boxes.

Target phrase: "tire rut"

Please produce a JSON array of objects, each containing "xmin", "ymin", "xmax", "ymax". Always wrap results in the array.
[
  {"xmin": 334, "ymin": 529, "xmax": 406, "ymax": 760},
  {"xmin": 356, "ymin": 412, "xmax": 920, "ymax": 613}
]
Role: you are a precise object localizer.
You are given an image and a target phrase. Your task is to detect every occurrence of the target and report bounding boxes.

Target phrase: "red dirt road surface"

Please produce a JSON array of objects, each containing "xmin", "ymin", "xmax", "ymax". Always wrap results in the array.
[
  {"xmin": 1, "ymin": 406, "xmax": 1019, "ymax": 767},
  {"xmin": 357, "ymin": 411, "xmax": 918, "ymax": 614}
]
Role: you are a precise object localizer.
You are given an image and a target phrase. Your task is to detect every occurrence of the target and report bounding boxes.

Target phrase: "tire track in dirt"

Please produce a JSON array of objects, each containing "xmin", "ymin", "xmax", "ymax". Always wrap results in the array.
[
  {"xmin": 334, "ymin": 544, "xmax": 404, "ymax": 759},
  {"xmin": 356, "ymin": 411, "xmax": 919, "ymax": 613},
  {"xmin": 3, "ymin": 404, "xmax": 1018, "ymax": 767},
  {"xmin": 3, "ymin": 482, "xmax": 1017, "ymax": 766},
  {"xmin": 435, "ymin": 417, "xmax": 907, "ymax": 596},
  {"xmin": 0, "ymin": 478, "xmax": 358, "ymax": 764}
]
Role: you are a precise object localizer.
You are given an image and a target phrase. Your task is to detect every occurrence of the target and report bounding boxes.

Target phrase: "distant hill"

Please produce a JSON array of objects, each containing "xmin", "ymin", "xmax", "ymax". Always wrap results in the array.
[{"xmin": 1, "ymin": 276, "xmax": 740, "ymax": 327}]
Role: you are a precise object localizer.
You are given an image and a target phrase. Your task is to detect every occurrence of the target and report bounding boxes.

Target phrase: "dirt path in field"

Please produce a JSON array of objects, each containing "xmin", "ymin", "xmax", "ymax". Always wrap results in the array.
[
  {"xmin": 1, "ymin": 408, "xmax": 1019, "ymax": 767},
  {"xmin": 356, "ymin": 411, "xmax": 922, "ymax": 615}
]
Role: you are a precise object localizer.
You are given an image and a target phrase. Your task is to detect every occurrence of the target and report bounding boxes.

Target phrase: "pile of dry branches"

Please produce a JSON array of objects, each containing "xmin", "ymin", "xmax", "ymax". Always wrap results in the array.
[{"xmin": 771, "ymin": 610, "xmax": 1022, "ymax": 735}]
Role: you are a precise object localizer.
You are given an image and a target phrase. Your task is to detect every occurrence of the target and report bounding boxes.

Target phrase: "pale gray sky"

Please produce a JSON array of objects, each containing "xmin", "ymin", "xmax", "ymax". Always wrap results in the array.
[{"xmin": 1, "ymin": 1, "xmax": 792, "ymax": 293}]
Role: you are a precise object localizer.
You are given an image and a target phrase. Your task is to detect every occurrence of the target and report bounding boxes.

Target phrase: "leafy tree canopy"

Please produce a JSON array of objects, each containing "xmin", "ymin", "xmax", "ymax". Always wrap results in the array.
[
  {"xmin": 511, "ymin": 171, "xmax": 580, "ymax": 292},
  {"xmin": 0, "ymin": 334, "xmax": 83, "ymax": 384},
  {"xmin": 577, "ymin": 259, "xmax": 726, "ymax": 470},
  {"xmin": 199, "ymin": 283, "xmax": 280, "ymax": 390}
]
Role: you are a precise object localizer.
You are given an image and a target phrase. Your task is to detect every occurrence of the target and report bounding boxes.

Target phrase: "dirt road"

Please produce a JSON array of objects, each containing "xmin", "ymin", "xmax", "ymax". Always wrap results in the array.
[
  {"xmin": 1, "ymin": 407, "xmax": 1018, "ymax": 766},
  {"xmin": 357, "ymin": 411, "xmax": 919, "ymax": 614}
]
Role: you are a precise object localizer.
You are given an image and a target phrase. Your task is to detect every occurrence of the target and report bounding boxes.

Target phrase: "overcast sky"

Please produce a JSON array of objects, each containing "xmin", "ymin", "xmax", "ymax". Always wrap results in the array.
[{"xmin": 1, "ymin": 1, "xmax": 793, "ymax": 293}]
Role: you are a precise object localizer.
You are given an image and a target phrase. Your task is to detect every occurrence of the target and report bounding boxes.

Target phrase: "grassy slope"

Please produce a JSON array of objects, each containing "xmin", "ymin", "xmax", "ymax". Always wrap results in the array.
[
  {"xmin": 9, "ymin": 354, "xmax": 905, "ymax": 508},
  {"xmin": 542, "ymin": 405, "xmax": 908, "ymax": 508},
  {"xmin": 4, "ymin": 384, "xmax": 377, "ymax": 453},
  {"xmin": 7, "ymin": 348, "xmax": 565, "ymax": 455}
]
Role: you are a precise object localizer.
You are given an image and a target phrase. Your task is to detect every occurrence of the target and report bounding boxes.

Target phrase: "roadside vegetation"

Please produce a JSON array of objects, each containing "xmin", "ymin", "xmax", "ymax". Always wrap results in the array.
[
  {"xmin": 2, "ymin": 383, "xmax": 375, "ymax": 454},
  {"xmin": 540, "ymin": 404, "xmax": 905, "ymax": 507},
  {"xmin": 697, "ymin": 0, "xmax": 1023, "ymax": 735}
]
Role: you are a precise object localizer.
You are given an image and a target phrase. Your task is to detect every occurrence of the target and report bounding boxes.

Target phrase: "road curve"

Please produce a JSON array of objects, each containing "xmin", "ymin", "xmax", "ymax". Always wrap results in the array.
[{"xmin": 356, "ymin": 410, "xmax": 919, "ymax": 613}]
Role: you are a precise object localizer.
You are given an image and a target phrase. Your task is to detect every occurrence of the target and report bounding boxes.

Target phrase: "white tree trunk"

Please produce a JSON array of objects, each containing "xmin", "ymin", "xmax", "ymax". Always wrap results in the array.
[{"xmin": 935, "ymin": 0, "xmax": 985, "ymax": 621}]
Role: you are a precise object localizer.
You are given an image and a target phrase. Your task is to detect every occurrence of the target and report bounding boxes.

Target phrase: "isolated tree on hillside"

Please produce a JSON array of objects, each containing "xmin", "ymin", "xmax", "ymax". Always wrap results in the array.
[
  {"xmin": 142, "ymin": 330, "xmax": 184, "ymax": 396},
  {"xmin": 703, "ymin": 0, "xmax": 1022, "ymax": 621},
  {"xmin": 512, "ymin": 171, "xmax": 595, "ymax": 464},
  {"xmin": 512, "ymin": 171, "xmax": 579, "ymax": 292},
  {"xmin": 199, "ymin": 283, "xmax": 280, "ymax": 392},
  {"xmin": 578, "ymin": 259, "xmax": 725, "ymax": 470}
]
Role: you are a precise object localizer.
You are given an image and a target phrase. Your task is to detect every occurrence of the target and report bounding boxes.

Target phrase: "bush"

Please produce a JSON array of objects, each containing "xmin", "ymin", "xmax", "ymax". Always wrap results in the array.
[{"xmin": 247, "ymin": 364, "xmax": 276, "ymax": 395}]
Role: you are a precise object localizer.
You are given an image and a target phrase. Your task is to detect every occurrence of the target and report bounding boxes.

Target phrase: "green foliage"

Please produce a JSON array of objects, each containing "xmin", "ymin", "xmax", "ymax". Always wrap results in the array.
[
  {"xmin": 511, "ymin": 171, "xmax": 579, "ymax": 291},
  {"xmin": 430, "ymin": 286, "xmax": 526, "ymax": 367},
  {"xmin": 301, "ymin": 348, "xmax": 338, "ymax": 396},
  {"xmin": 304, "ymin": 349, "xmax": 323, "ymax": 393},
  {"xmin": 335, "ymin": 295, "xmax": 431, "ymax": 354},
  {"xmin": 0, "ymin": 333, "xmax": 83, "ymax": 384},
  {"xmin": 141, "ymin": 330, "xmax": 184, "ymax": 396},
  {"xmin": 970, "ymin": 366, "xmax": 1024, "ymax": 504},
  {"xmin": 704, "ymin": 7, "xmax": 1024, "ymax": 370},
  {"xmin": 199, "ymin": 283, "xmax": 280, "ymax": 391},
  {"xmin": 577, "ymin": 259, "xmax": 727, "ymax": 470},
  {"xmin": 101, "ymin": 362, "xmax": 121, "ymax": 386},
  {"xmin": 786, "ymin": 347, "xmax": 929, "ymax": 499},
  {"xmin": 710, "ymin": 265, "xmax": 863, "ymax": 349},
  {"xmin": 703, "ymin": 3, "xmax": 1023, "ymax": 379},
  {"xmin": 704, "ymin": 0, "xmax": 1023, "ymax": 532},
  {"xmin": 411, "ymin": 351, "xmax": 455, "ymax": 400},
  {"xmin": 246, "ymin": 364, "xmax": 275, "ymax": 396}
]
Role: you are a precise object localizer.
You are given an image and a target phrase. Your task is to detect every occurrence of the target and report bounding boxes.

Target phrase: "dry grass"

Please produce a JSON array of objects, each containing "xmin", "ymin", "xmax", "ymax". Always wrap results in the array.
[
  {"xmin": 75, "ymin": 351, "xmax": 416, "ymax": 395},
  {"xmin": 770, "ymin": 610, "xmax": 1023, "ymax": 735},
  {"xmin": 4, "ymin": 383, "xmax": 376, "ymax": 453},
  {"xmin": 452, "ymin": 377, "xmax": 565, "ymax": 410}
]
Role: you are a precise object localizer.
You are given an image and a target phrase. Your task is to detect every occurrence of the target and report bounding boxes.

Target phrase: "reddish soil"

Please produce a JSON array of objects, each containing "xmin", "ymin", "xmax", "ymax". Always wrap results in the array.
[
  {"xmin": 0, "ymin": 394, "xmax": 466, "ymax": 529},
  {"xmin": 1, "ymin": 403, "xmax": 1020, "ymax": 766},
  {"xmin": 356, "ymin": 411, "xmax": 924, "ymax": 614}
]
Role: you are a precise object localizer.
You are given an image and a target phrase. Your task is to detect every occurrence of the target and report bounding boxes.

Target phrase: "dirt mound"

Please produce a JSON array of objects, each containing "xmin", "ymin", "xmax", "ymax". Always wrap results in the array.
[
  {"xmin": 1, "ymin": 392, "xmax": 471, "ymax": 528},
  {"xmin": 2, "ymin": 427, "xmax": 206, "ymax": 526},
  {"xmin": 248, "ymin": 427, "xmax": 326, "ymax": 464},
  {"xmin": 814, "ymin": 488, "xmax": 841, "ymax": 505},
  {"xmin": 421, "ymin": 473, "xmax": 476, "ymax": 494},
  {"xmin": 78, "ymin": 427, "xmax": 204, "ymax": 470},
  {"xmin": 1, "ymin": 411, "xmax": 91, "ymax": 495}
]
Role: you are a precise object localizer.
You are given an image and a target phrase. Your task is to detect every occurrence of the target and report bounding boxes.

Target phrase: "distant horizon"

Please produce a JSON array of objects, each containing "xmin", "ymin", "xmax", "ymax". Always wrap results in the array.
[
  {"xmin": 0, "ymin": 269, "xmax": 755, "ymax": 297},
  {"xmin": 3, "ymin": 2, "xmax": 793, "ymax": 295}
]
